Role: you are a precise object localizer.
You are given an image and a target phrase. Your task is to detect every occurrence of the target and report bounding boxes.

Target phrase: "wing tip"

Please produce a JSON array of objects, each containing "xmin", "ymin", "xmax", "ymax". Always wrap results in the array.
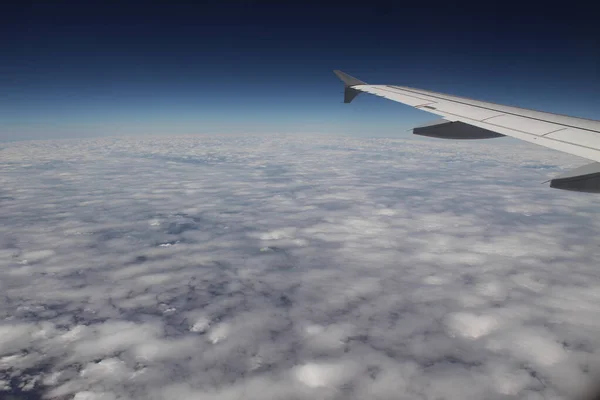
[{"xmin": 333, "ymin": 70, "xmax": 366, "ymax": 87}]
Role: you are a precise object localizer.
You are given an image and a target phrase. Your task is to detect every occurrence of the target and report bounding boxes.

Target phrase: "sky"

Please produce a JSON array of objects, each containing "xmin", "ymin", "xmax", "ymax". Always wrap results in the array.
[
  {"xmin": 2, "ymin": 4, "xmax": 600, "ymax": 399},
  {"xmin": 1, "ymin": 1, "xmax": 600, "ymax": 140},
  {"xmin": 2, "ymin": 134, "xmax": 600, "ymax": 399}
]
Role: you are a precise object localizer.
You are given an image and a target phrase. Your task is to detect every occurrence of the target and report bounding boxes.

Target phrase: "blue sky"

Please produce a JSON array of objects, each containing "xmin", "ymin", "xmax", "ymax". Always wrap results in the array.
[{"xmin": 1, "ymin": 1, "xmax": 599, "ymax": 141}]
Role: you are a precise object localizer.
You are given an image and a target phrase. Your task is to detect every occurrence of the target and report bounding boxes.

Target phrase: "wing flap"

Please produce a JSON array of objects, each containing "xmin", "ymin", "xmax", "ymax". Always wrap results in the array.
[{"xmin": 550, "ymin": 162, "xmax": 600, "ymax": 193}]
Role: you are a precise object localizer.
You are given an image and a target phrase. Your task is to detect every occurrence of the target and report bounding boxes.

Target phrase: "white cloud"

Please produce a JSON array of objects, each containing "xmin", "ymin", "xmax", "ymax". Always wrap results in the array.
[
  {"xmin": 293, "ymin": 360, "xmax": 359, "ymax": 388},
  {"xmin": 0, "ymin": 134, "xmax": 599, "ymax": 399},
  {"xmin": 444, "ymin": 312, "xmax": 499, "ymax": 340}
]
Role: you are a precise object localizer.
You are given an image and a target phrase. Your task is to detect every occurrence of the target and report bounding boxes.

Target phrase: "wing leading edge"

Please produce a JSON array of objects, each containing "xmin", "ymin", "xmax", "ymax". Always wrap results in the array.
[{"xmin": 333, "ymin": 70, "xmax": 600, "ymax": 193}]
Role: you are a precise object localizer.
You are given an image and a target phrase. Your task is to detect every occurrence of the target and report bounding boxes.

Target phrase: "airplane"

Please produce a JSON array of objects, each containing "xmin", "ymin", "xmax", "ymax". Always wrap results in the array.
[{"xmin": 334, "ymin": 70, "xmax": 600, "ymax": 193}]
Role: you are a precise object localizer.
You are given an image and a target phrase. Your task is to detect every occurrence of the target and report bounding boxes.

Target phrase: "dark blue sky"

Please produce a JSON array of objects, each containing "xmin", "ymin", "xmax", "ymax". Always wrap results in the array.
[{"xmin": 2, "ymin": 1, "xmax": 599, "ymax": 140}]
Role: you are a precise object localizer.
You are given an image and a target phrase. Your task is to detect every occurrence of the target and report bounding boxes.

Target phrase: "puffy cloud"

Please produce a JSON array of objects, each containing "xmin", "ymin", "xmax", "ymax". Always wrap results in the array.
[{"xmin": 0, "ymin": 134, "xmax": 599, "ymax": 399}]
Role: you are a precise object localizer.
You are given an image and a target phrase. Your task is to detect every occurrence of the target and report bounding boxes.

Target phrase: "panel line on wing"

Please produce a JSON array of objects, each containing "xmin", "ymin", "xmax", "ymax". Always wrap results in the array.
[
  {"xmin": 381, "ymin": 86, "xmax": 600, "ymax": 134},
  {"xmin": 541, "ymin": 127, "xmax": 568, "ymax": 137},
  {"xmin": 480, "ymin": 114, "xmax": 507, "ymax": 122}
]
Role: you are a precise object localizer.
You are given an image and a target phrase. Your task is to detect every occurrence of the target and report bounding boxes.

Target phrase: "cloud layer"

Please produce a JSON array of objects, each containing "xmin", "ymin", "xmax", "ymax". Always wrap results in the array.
[{"xmin": 1, "ymin": 134, "xmax": 599, "ymax": 400}]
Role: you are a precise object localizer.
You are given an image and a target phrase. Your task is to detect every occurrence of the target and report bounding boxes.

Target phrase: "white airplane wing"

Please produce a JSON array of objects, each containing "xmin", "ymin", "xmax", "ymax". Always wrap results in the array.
[{"xmin": 334, "ymin": 70, "xmax": 600, "ymax": 193}]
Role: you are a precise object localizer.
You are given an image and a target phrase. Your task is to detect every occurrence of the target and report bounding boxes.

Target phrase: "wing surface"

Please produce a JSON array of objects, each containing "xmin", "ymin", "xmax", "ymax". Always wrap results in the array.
[{"xmin": 334, "ymin": 70, "xmax": 600, "ymax": 163}]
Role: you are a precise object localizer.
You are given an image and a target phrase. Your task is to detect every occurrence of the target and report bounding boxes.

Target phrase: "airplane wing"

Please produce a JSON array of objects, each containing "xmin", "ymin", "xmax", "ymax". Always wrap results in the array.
[{"xmin": 334, "ymin": 70, "xmax": 600, "ymax": 193}]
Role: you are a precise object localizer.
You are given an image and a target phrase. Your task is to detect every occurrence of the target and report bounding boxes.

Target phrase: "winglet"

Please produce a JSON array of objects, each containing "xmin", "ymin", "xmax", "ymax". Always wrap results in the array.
[
  {"xmin": 333, "ymin": 70, "xmax": 366, "ymax": 87},
  {"xmin": 333, "ymin": 70, "xmax": 366, "ymax": 103}
]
